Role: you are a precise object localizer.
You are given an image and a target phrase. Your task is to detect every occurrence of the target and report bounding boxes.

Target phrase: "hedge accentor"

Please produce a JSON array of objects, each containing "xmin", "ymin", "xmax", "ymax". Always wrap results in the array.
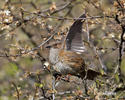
[{"xmin": 49, "ymin": 13, "xmax": 102, "ymax": 80}]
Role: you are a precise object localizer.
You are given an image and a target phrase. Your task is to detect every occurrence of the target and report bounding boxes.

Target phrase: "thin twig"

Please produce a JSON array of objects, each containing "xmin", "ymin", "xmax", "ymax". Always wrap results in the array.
[
  {"xmin": 33, "ymin": 87, "xmax": 37, "ymax": 100},
  {"xmin": 86, "ymin": 16, "xmax": 90, "ymax": 42},
  {"xmin": 52, "ymin": 77, "xmax": 55, "ymax": 100},
  {"xmin": 41, "ymin": 1, "xmax": 72, "ymax": 14},
  {"xmin": 22, "ymin": 9, "xmax": 114, "ymax": 20},
  {"xmin": 50, "ymin": 2, "xmax": 72, "ymax": 15},
  {"xmin": 93, "ymin": 46, "xmax": 107, "ymax": 72},
  {"xmin": 85, "ymin": 17, "xmax": 107, "ymax": 72},
  {"xmin": 116, "ymin": 0, "xmax": 124, "ymax": 14},
  {"xmin": 12, "ymin": 82, "xmax": 20, "ymax": 100},
  {"xmin": 37, "ymin": 74, "xmax": 51, "ymax": 100}
]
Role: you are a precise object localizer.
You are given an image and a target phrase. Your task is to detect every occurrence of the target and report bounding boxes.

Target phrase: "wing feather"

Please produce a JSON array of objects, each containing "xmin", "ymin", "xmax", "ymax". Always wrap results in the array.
[{"xmin": 66, "ymin": 14, "xmax": 86, "ymax": 53}]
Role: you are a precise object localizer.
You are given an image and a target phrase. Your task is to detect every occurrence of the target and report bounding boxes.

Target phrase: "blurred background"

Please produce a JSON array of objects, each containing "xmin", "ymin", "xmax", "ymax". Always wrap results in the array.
[{"xmin": 0, "ymin": 0, "xmax": 125, "ymax": 99}]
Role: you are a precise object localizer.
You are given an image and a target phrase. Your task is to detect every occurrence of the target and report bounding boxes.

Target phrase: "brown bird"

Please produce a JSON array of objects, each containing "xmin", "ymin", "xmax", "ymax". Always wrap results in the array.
[{"xmin": 48, "ymin": 13, "xmax": 102, "ymax": 80}]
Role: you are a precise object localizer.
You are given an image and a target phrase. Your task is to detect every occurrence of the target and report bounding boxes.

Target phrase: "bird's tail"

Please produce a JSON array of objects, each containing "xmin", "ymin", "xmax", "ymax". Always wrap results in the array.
[{"xmin": 80, "ymin": 69, "xmax": 107, "ymax": 80}]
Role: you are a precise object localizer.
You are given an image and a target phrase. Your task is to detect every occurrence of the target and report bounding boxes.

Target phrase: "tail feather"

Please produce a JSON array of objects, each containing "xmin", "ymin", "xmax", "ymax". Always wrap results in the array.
[{"xmin": 80, "ymin": 69, "xmax": 106, "ymax": 80}]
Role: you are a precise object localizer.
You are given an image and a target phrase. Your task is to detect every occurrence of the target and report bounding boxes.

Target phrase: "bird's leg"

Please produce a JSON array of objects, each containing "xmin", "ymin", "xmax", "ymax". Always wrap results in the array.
[
  {"xmin": 64, "ymin": 74, "xmax": 71, "ymax": 81},
  {"xmin": 58, "ymin": 74, "xmax": 70, "ymax": 82},
  {"xmin": 82, "ymin": 70, "xmax": 89, "ymax": 96},
  {"xmin": 51, "ymin": 71, "xmax": 62, "ymax": 100},
  {"xmin": 52, "ymin": 76, "xmax": 56, "ymax": 100},
  {"xmin": 53, "ymin": 72, "xmax": 62, "ymax": 80},
  {"xmin": 83, "ymin": 79, "xmax": 89, "ymax": 96},
  {"xmin": 82, "ymin": 69, "xmax": 88, "ymax": 80}
]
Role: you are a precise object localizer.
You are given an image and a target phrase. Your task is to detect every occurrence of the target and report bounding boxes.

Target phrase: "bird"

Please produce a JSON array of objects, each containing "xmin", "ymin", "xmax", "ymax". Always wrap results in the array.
[{"xmin": 48, "ymin": 13, "xmax": 103, "ymax": 80}]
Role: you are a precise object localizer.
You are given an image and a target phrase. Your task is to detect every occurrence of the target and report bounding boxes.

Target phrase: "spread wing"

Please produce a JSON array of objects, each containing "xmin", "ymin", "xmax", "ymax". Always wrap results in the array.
[{"xmin": 65, "ymin": 14, "xmax": 86, "ymax": 53}]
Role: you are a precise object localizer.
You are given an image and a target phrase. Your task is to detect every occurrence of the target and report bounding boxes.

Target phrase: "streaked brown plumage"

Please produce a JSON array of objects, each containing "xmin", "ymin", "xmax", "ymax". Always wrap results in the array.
[{"xmin": 49, "ymin": 13, "xmax": 102, "ymax": 80}]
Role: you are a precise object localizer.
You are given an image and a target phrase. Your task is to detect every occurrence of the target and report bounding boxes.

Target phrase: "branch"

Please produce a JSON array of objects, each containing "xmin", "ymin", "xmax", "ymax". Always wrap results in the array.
[
  {"xmin": 85, "ymin": 17, "xmax": 107, "ymax": 72},
  {"xmin": 12, "ymin": 82, "xmax": 20, "ymax": 100},
  {"xmin": 37, "ymin": 74, "xmax": 52, "ymax": 100},
  {"xmin": 116, "ymin": 0, "xmax": 124, "ymax": 14},
  {"xmin": 114, "ymin": 15, "xmax": 125, "ymax": 82}
]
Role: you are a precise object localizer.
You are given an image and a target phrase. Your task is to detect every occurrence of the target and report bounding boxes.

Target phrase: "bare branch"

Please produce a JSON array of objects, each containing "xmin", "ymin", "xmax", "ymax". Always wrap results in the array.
[{"xmin": 11, "ymin": 82, "xmax": 20, "ymax": 100}]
